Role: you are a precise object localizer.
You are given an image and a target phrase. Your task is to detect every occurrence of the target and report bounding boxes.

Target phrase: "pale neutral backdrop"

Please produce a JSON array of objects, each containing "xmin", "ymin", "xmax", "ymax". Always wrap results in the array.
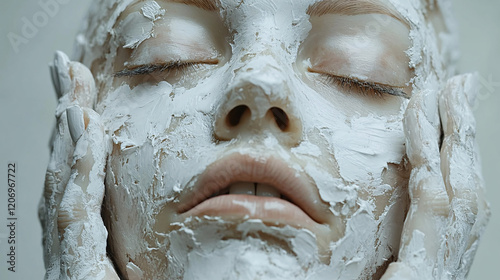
[{"xmin": 0, "ymin": 1, "xmax": 498, "ymax": 279}]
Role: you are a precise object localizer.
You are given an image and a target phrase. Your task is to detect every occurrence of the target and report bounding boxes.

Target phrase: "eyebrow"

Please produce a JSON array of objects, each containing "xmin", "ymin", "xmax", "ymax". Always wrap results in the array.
[
  {"xmin": 168, "ymin": 0, "xmax": 218, "ymax": 11},
  {"xmin": 307, "ymin": 0, "xmax": 408, "ymax": 26}
]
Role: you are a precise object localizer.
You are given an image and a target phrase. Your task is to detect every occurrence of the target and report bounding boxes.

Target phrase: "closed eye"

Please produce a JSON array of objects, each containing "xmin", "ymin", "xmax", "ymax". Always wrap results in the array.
[
  {"xmin": 308, "ymin": 68, "xmax": 410, "ymax": 99},
  {"xmin": 115, "ymin": 59, "xmax": 219, "ymax": 77}
]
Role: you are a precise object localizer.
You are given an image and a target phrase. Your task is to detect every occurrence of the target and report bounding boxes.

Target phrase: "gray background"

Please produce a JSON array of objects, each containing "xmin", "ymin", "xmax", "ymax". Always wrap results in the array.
[{"xmin": 0, "ymin": 0, "xmax": 498, "ymax": 279}]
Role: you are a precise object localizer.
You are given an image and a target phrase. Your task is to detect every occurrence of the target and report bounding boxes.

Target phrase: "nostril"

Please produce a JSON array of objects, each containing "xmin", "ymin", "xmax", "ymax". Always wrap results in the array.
[
  {"xmin": 226, "ymin": 105, "xmax": 250, "ymax": 127},
  {"xmin": 270, "ymin": 107, "xmax": 289, "ymax": 131}
]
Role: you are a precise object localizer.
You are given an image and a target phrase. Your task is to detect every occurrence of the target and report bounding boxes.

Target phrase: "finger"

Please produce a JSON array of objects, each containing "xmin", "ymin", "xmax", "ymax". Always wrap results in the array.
[
  {"xmin": 439, "ymin": 74, "xmax": 491, "ymax": 277},
  {"xmin": 41, "ymin": 51, "xmax": 100, "ymax": 278},
  {"xmin": 43, "ymin": 51, "xmax": 75, "ymax": 232},
  {"xmin": 50, "ymin": 50, "xmax": 96, "ymax": 106},
  {"xmin": 57, "ymin": 106, "xmax": 118, "ymax": 279},
  {"xmin": 41, "ymin": 51, "xmax": 81, "ymax": 277},
  {"xmin": 44, "ymin": 50, "xmax": 97, "ymax": 212},
  {"xmin": 41, "ymin": 110, "xmax": 74, "ymax": 279},
  {"xmin": 440, "ymin": 74, "xmax": 480, "ymax": 194},
  {"xmin": 405, "ymin": 89, "xmax": 441, "ymax": 170},
  {"xmin": 404, "ymin": 89, "xmax": 450, "ymax": 218},
  {"xmin": 50, "ymin": 51, "xmax": 71, "ymax": 99},
  {"xmin": 397, "ymin": 89, "xmax": 451, "ymax": 277},
  {"xmin": 53, "ymin": 51, "xmax": 97, "ymax": 118}
]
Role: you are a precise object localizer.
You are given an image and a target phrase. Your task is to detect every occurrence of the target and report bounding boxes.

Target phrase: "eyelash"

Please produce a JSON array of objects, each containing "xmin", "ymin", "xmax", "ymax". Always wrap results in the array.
[
  {"xmin": 315, "ymin": 72, "xmax": 409, "ymax": 99},
  {"xmin": 115, "ymin": 63, "xmax": 409, "ymax": 99},
  {"xmin": 114, "ymin": 61, "xmax": 203, "ymax": 78}
]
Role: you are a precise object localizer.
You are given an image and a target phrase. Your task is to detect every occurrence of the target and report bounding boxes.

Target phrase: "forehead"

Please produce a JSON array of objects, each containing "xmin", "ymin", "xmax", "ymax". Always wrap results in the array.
[
  {"xmin": 113, "ymin": 0, "xmax": 414, "ymax": 38},
  {"xmin": 118, "ymin": 0, "xmax": 407, "ymax": 17},
  {"xmin": 84, "ymin": 0, "xmax": 435, "ymax": 46},
  {"xmin": 79, "ymin": 0, "xmax": 441, "ymax": 74}
]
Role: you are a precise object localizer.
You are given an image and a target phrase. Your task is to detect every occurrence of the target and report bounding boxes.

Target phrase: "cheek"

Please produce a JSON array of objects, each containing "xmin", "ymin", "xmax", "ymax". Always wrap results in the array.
[
  {"xmin": 98, "ymin": 81, "xmax": 224, "ymax": 234},
  {"xmin": 98, "ymin": 83, "xmax": 216, "ymax": 204},
  {"xmin": 103, "ymin": 126, "xmax": 217, "ymax": 277},
  {"xmin": 356, "ymin": 163, "xmax": 410, "ymax": 228},
  {"xmin": 331, "ymin": 116, "xmax": 406, "ymax": 184},
  {"xmin": 296, "ymin": 84, "xmax": 407, "ymax": 185},
  {"xmin": 103, "ymin": 143, "xmax": 159, "ymax": 276}
]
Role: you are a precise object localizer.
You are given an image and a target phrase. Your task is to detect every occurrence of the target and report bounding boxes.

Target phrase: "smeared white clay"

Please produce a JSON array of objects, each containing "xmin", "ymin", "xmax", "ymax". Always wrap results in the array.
[
  {"xmin": 95, "ymin": 1, "xmax": 411, "ymax": 277},
  {"xmin": 116, "ymin": 1, "xmax": 165, "ymax": 49},
  {"xmin": 160, "ymin": 219, "xmax": 323, "ymax": 279},
  {"xmin": 141, "ymin": 0, "xmax": 165, "ymax": 21},
  {"xmin": 40, "ymin": 0, "xmax": 489, "ymax": 279}
]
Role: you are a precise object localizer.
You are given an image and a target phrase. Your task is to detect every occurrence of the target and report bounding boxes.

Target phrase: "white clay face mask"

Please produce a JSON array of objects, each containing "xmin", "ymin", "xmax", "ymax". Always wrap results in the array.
[{"xmin": 68, "ymin": 0, "xmax": 457, "ymax": 279}]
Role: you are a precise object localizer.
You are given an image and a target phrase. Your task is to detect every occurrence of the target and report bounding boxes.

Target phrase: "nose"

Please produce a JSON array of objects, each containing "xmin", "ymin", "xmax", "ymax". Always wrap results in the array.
[{"xmin": 214, "ymin": 67, "xmax": 302, "ymax": 146}]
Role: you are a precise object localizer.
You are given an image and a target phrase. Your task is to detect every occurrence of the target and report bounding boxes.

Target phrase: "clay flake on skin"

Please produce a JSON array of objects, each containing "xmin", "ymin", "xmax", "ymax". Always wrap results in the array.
[{"xmin": 39, "ymin": 0, "xmax": 490, "ymax": 279}]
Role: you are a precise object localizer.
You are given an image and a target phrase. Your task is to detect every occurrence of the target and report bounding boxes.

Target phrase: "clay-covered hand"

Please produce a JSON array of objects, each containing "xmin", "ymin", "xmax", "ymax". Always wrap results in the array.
[
  {"xmin": 381, "ymin": 74, "xmax": 491, "ymax": 280},
  {"xmin": 39, "ymin": 51, "xmax": 119, "ymax": 280}
]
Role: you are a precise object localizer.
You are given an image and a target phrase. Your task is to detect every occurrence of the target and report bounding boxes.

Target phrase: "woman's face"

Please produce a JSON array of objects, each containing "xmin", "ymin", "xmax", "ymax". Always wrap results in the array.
[{"xmin": 94, "ymin": 0, "xmax": 416, "ymax": 278}]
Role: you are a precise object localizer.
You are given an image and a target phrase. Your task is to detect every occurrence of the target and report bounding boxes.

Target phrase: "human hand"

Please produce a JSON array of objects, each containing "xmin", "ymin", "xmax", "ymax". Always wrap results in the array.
[
  {"xmin": 381, "ymin": 74, "xmax": 491, "ymax": 280},
  {"xmin": 39, "ymin": 51, "xmax": 119, "ymax": 280}
]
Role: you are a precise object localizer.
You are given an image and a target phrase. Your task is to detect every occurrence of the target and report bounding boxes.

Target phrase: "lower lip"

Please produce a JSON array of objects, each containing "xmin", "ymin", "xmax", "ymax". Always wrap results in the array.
[{"xmin": 179, "ymin": 195, "xmax": 319, "ymax": 230}]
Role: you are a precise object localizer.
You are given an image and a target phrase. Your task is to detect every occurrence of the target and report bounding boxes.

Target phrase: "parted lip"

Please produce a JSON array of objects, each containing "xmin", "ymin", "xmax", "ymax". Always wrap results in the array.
[{"xmin": 176, "ymin": 153, "xmax": 331, "ymax": 226}]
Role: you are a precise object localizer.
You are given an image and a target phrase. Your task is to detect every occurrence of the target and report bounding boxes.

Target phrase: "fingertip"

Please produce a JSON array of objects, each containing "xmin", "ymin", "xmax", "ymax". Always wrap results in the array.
[
  {"xmin": 68, "ymin": 61, "xmax": 97, "ymax": 108},
  {"xmin": 67, "ymin": 106, "xmax": 104, "ymax": 146},
  {"xmin": 51, "ymin": 52, "xmax": 97, "ymax": 124},
  {"xmin": 450, "ymin": 73, "xmax": 480, "ymax": 108},
  {"xmin": 49, "ymin": 64, "xmax": 61, "ymax": 99},
  {"xmin": 403, "ymin": 95, "xmax": 421, "ymax": 165},
  {"xmin": 421, "ymin": 89, "xmax": 440, "ymax": 129},
  {"xmin": 80, "ymin": 107, "xmax": 104, "ymax": 137},
  {"xmin": 67, "ymin": 105, "xmax": 85, "ymax": 144},
  {"xmin": 54, "ymin": 50, "xmax": 70, "ymax": 65},
  {"xmin": 53, "ymin": 51, "xmax": 72, "ymax": 97},
  {"xmin": 444, "ymin": 74, "xmax": 478, "ymax": 113},
  {"xmin": 404, "ymin": 89, "xmax": 442, "ymax": 169},
  {"xmin": 465, "ymin": 73, "xmax": 480, "ymax": 107},
  {"xmin": 74, "ymin": 108, "xmax": 106, "ymax": 164},
  {"xmin": 403, "ymin": 90, "xmax": 423, "ymax": 138},
  {"xmin": 405, "ymin": 88, "xmax": 424, "ymax": 111},
  {"xmin": 441, "ymin": 74, "xmax": 477, "ymax": 138},
  {"xmin": 404, "ymin": 89, "xmax": 438, "ymax": 130}
]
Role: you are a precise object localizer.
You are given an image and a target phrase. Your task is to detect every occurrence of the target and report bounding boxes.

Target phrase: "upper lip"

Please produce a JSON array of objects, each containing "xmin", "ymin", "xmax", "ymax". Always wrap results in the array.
[{"xmin": 176, "ymin": 153, "xmax": 331, "ymax": 225}]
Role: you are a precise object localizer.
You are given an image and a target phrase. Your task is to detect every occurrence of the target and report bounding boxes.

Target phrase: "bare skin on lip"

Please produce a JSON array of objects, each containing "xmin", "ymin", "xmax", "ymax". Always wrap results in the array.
[
  {"xmin": 176, "ymin": 154, "xmax": 333, "ymax": 224},
  {"xmin": 181, "ymin": 195, "xmax": 319, "ymax": 229}
]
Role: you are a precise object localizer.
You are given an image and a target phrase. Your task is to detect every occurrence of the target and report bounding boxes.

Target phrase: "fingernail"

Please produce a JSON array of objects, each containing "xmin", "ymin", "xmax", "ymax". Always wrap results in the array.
[
  {"xmin": 53, "ymin": 51, "xmax": 71, "ymax": 98},
  {"xmin": 49, "ymin": 63, "xmax": 61, "ymax": 98},
  {"xmin": 66, "ymin": 105, "xmax": 85, "ymax": 143}
]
